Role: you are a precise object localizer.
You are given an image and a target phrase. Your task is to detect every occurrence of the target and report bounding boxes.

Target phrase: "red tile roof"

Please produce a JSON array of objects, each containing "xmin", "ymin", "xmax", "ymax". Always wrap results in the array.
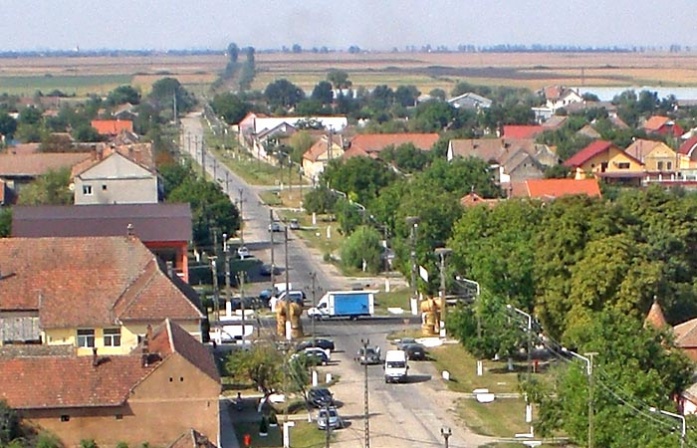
[
  {"xmin": 643, "ymin": 116, "xmax": 671, "ymax": 132},
  {"xmin": 0, "ymin": 152, "xmax": 91, "ymax": 177},
  {"xmin": 0, "ymin": 237, "xmax": 203, "ymax": 327},
  {"xmin": 460, "ymin": 192, "xmax": 499, "ymax": 208},
  {"xmin": 0, "ymin": 354, "xmax": 157, "ymax": 409},
  {"xmin": 645, "ymin": 299, "xmax": 668, "ymax": 330},
  {"xmin": 502, "ymin": 125, "xmax": 544, "ymax": 139},
  {"xmin": 563, "ymin": 140, "xmax": 614, "ymax": 167},
  {"xmin": 679, "ymin": 136, "xmax": 697, "ymax": 156},
  {"xmin": 674, "ymin": 318, "xmax": 697, "ymax": 348},
  {"xmin": 520, "ymin": 179, "xmax": 602, "ymax": 199},
  {"xmin": 91, "ymin": 120, "xmax": 134, "ymax": 136},
  {"xmin": 349, "ymin": 133, "xmax": 439, "ymax": 155}
]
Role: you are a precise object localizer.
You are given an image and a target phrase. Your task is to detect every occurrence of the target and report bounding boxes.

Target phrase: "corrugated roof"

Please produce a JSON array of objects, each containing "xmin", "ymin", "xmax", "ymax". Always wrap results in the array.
[{"xmin": 12, "ymin": 203, "xmax": 192, "ymax": 243}]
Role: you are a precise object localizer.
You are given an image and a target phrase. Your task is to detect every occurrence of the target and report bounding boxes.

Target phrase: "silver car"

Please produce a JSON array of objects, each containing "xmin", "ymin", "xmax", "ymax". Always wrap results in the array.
[{"xmin": 317, "ymin": 406, "xmax": 344, "ymax": 430}]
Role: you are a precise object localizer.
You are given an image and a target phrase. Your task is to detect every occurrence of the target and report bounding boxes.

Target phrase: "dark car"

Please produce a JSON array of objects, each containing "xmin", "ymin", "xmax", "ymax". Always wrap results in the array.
[
  {"xmin": 307, "ymin": 387, "xmax": 334, "ymax": 408},
  {"xmin": 259, "ymin": 264, "xmax": 280, "ymax": 277},
  {"xmin": 403, "ymin": 343, "xmax": 427, "ymax": 361},
  {"xmin": 355, "ymin": 346, "xmax": 381, "ymax": 365},
  {"xmin": 296, "ymin": 338, "xmax": 336, "ymax": 352},
  {"xmin": 304, "ymin": 348, "xmax": 331, "ymax": 366}
]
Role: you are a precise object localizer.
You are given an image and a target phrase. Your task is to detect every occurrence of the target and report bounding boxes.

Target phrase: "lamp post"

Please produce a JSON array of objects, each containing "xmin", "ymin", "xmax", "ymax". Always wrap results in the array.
[
  {"xmin": 649, "ymin": 406, "xmax": 686, "ymax": 448},
  {"xmin": 562, "ymin": 348, "xmax": 598, "ymax": 448},
  {"xmin": 440, "ymin": 427, "xmax": 452, "ymax": 448},
  {"xmin": 406, "ymin": 216, "xmax": 420, "ymax": 312},
  {"xmin": 435, "ymin": 247, "xmax": 452, "ymax": 338},
  {"xmin": 506, "ymin": 304, "xmax": 533, "ymax": 382}
]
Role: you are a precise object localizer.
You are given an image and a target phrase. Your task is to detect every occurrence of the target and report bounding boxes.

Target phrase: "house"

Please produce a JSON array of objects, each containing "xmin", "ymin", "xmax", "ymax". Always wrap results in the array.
[
  {"xmin": 112, "ymin": 103, "xmax": 139, "ymax": 121},
  {"xmin": 0, "ymin": 152, "xmax": 92, "ymax": 197},
  {"xmin": 0, "ymin": 180, "xmax": 9, "ymax": 206},
  {"xmin": 447, "ymin": 92, "xmax": 492, "ymax": 110},
  {"xmin": 459, "ymin": 192, "xmax": 499, "ymax": 208},
  {"xmin": 678, "ymin": 137, "xmax": 697, "ymax": 169},
  {"xmin": 447, "ymin": 138, "xmax": 556, "ymax": 183},
  {"xmin": 563, "ymin": 140, "xmax": 644, "ymax": 184},
  {"xmin": 12, "ymin": 203, "xmax": 192, "ymax": 282},
  {"xmin": 0, "ymin": 319, "xmax": 220, "ymax": 448},
  {"xmin": 239, "ymin": 112, "xmax": 347, "ymax": 136},
  {"xmin": 509, "ymin": 178, "xmax": 602, "ymax": 200},
  {"xmin": 502, "ymin": 125, "xmax": 544, "ymax": 139},
  {"xmin": 540, "ymin": 86, "xmax": 584, "ymax": 111},
  {"xmin": 343, "ymin": 133, "xmax": 439, "ymax": 159},
  {"xmin": 624, "ymin": 139, "xmax": 680, "ymax": 172},
  {"xmin": 0, "ymin": 236, "xmax": 204, "ymax": 352},
  {"xmin": 541, "ymin": 115, "xmax": 568, "ymax": 131},
  {"xmin": 302, "ymin": 134, "xmax": 345, "ymax": 181},
  {"xmin": 576, "ymin": 124, "xmax": 602, "ymax": 140},
  {"xmin": 91, "ymin": 119, "xmax": 135, "ymax": 137},
  {"xmin": 71, "ymin": 147, "xmax": 159, "ymax": 205},
  {"xmin": 642, "ymin": 116, "xmax": 684, "ymax": 138}
]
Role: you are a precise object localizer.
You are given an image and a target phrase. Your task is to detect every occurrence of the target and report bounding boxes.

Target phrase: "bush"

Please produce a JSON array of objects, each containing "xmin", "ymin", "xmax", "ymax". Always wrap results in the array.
[
  {"xmin": 339, "ymin": 225, "xmax": 383, "ymax": 273},
  {"xmin": 303, "ymin": 186, "xmax": 337, "ymax": 214}
]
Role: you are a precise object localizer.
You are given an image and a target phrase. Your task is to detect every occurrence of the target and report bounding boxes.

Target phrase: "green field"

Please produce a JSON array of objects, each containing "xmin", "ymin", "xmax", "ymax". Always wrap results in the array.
[{"xmin": 0, "ymin": 74, "xmax": 133, "ymax": 95}]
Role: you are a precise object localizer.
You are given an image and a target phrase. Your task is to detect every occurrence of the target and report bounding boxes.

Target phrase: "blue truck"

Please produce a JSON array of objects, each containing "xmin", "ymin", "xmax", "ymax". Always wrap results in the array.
[{"xmin": 307, "ymin": 290, "xmax": 377, "ymax": 320}]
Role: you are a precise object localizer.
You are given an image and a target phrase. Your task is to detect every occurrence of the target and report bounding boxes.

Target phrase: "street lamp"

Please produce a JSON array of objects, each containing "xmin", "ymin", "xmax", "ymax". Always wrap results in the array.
[
  {"xmin": 506, "ymin": 305, "xmax": 533, "ymax": 382},
  {"xmin": 406, "ymin": 216, "xmax": 420, "ymax": 312},
  {"xmin": 440, "ymin": 426, "xmax": 452, "ymax": 448},
  {"xmin": 649, "ymin": 406, "xmax": 686, "ymax": 448},
  {"xmin": 435, "ymin": 247, "xmax": 452, "ymax": 338},
  {"xmin": 561, "ymin": 348, "xmax": 598, "ymax": 448}
]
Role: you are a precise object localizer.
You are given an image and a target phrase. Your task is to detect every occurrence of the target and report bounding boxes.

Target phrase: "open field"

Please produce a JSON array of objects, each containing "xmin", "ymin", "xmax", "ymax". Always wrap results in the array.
[{"xmin": 3, "ymin": 50, "xmax": 697, "ymax": 97}]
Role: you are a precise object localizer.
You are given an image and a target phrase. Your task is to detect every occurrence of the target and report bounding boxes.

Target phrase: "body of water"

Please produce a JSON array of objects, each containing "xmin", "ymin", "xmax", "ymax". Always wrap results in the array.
[{"xmin": 575, "ymin": 86, "xmax": 697, "ymax": 102}]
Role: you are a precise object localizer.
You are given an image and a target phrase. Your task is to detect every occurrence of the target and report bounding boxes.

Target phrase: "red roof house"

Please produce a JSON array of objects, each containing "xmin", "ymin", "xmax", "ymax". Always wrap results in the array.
[
  {"xmin": 511, "ymin": 178, "xmax": 602, "ymax": 200},
  {"xmin": 91, "ymin": 119, "xmax": 134, "ymax": 136},
  {"xmin": 502, "ymin": 125, "xmax": 544, "ymax": 139},
  {"xmin": 563, "ymin": 140, "xmax": 644, "ymax": 184},
  {"xmin": 344, "ymin": 133, "xmax": 439, "ymax": 159},
  {"xmin": 642, "ymin": 116, "xmax": 683, "ymax": 137}
]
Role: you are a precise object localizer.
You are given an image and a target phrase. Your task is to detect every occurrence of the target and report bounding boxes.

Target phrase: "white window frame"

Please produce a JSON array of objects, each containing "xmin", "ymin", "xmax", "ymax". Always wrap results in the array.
[
  {"xmin": 77, "ymin": 329, "xmax": 95, "ymax": 347},
  {"xmin": 82, "ymin": 185, "xmax": 93, "ymax": 195},
  {"xmin": 103, "ymin": 328, "xmax": 121, "ymax": 347}
]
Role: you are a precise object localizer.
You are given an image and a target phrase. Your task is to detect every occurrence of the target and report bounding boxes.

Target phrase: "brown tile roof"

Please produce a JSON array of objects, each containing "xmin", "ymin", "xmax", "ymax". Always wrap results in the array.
[
  {"xmin": 0, "ymin": 237, "xmax": 202, "ymax": 327},
  {"xmin": 516, "ymin": 179, "xmax": 602, "ymax": 200},
  {"xmin": 0, "ymin": 344, "xmax": 76, "ymax": 358},
  {"xmin": 303, "ymin": 135, "xmax": 343, "ymax": 162},
  {"xmin": 12, "ymin": 203, "xmax": 192, "ymax": 243},
  {"xmin": 70, "ymin": 143, "xmax": 155, "ymax": 177},
  {"xmin": 5, "ymin": 143, "xmax": 41, "ymax": 155},
  {"xmin": 449, "ymin": 138, "xmax": 546, "ymax": 168},
  {"xmin": 168, "ymin": 429, "xmax": 217, "ymax": 448},
  {"xmin": 503, "ymin": 125, "xmax": 544, "ymax": 139},
  {"xmin": 149, "ymin": 319, "xmax": 219, "ymax": 384},
  {"xmin": 624, "ymin": 139, "xmax": 665, "ymax": 160},
  {"xmin": 460, "ymin": 192, "xmax": 499, "ymax": 208},
  {"xmin": 349, "ymin": 133, "xmax": 439, "ymax": 155},
  {"xmin": 0, "ymin": 353, "xmax": 158, "ymax": 409},
  {"xmin": 674, "ymin": 318, "xmax": 697, "ymax": 348},
  {"xmin": 576, "ymin": 124, "xmax": 601, "ymax": 139},
  {"xmin": 91, "ymin": 120, "xmax": 134, "ymax": 136},
  {"xmin": 541, "ymin": 116, "xmax": 568, "ymax": 130},
  {"xmin": 644, "ymin": 299, "xmax": 669, "ymax": 330},
  {"xmin": 0, "ymin": 152, "xmax": 91, "ymax": 177}
]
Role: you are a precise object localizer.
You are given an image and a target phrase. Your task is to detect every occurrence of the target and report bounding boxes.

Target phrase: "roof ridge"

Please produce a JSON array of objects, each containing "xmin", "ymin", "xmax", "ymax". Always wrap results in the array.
[{"xmin": 112, "ymin": 257, "xmax": 159, "ymax": 317}]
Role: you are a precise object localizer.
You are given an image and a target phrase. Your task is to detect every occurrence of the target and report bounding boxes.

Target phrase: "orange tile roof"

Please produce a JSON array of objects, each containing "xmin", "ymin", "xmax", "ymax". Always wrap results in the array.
[
  {"xmin": 303, "ymin": 135, "xmax": 342, "ymax": 162},
  {"xmin": 0, "ymin": 237, "xmax": 203, "ymax": 328},
  {"xmin": 91, "ymin": 120, "xmax": 134, "ymax": 136},
  {"xmin": 349, "ymin": 133, "xmax": 439, "ymax": 154},
  {"xmin": 502, "ymin": 125, "xmax": 544, "ymax": 139},
  {"xmin": 644, "ymin": 299, "xmax": 668, "ymax": 330},
  {"xmin": 0, "ymin": 354, "xmax": 157, "ymax": 409},
  {"xmin": 460, "ymin": 192, "xmax": 499, "ymax": 208},
  {"xmin": 674, "ymin": 318, "xmax": 697, "ymax": 348},
  {"xmin": 0, "ymin": 152, "xmax": 91, "ymax": 177},
  {"xmin": 643, "ymin": 116, "xmax": 671, "ymax": 132},
  {"xmin": 5, "ymin": 143, "xmax": 41, "ymax": 155},
  {"xmin": 522, "ymin": 179, "xmax": 602, "ymax": 199}
]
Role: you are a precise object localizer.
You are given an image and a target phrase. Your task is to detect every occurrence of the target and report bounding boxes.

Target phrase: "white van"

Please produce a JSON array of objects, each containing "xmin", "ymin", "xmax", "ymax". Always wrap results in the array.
[{"xmin": 384, "ymin": 350, "xmax": 409, "ymax": 383}]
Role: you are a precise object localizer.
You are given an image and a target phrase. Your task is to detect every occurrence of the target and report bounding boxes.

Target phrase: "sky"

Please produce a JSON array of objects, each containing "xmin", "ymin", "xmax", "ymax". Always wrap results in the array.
[{"xmin": 3, "ymin": 0, "xmax": 696, "ymax": 52}]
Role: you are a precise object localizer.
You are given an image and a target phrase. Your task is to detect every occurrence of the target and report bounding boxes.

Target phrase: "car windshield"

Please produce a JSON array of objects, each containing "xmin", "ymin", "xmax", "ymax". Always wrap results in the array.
[
  {"xmin": 320, "ymin": 409, "xmax": 337, "ymax": 418},
  {"xmin": 387, "ymin": 361, "xmax": 406, "ymax": 368}
]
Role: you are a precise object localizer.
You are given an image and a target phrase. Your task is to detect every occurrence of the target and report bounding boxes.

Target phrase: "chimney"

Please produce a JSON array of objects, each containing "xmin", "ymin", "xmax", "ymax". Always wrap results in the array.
[
  {"xmin": 126, "ymin": 223, "xmax": 134, "ymax": 237},
  {"xmin": 92, "ymin": 347, "xmax": 99, "ymax": 367},
  {"xmin": 146, "ymin": 324, "xmax": 153, "ymax": 344},
  {"xmin": 141, "ymin": 353, "xmax": 149, "ymax": 368},
  {"xmin": 166, "ymin": 261, "xmax": 174, "ymax": 278},
  {"xmin": 91, "ymin": 147, "xmax": 98, "ymax": 161}
]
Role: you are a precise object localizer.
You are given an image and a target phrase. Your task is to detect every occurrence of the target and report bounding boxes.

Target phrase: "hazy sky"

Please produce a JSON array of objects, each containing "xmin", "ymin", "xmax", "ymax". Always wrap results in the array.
[{"xmin": 4, "ymin": 0, "xmax": 695, "ymax": 51}]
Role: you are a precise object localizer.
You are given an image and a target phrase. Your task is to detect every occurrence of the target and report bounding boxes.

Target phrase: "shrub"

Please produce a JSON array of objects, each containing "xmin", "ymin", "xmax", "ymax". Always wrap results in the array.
[{"xmin": 339, "ymin": 225, "xmax": 383, "ymax": 273}]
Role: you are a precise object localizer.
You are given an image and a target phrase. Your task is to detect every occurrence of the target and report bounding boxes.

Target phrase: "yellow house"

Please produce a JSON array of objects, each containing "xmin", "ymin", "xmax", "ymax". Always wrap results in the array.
[
  {"xmin": 0, "ymin": 236, "xmax": 204, "ymax": 355},
  {"xmin": 678, "ymin": 137, "xmax": 697, "ymax": 170},
  {"xmin": 302, "ymin": 134, "xmax": 344, "ymax": 182},
  {"xmin": 563, "ymin": 140, "xmax": 644, "ymax": 185},
  {"xmin": 624, "ymin": 139, "xmax": 680, "ymax": 172}
]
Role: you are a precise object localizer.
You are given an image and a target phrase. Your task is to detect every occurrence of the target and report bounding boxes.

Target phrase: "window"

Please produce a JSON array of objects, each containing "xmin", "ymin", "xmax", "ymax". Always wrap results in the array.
[
  {"xmin": 102, "ymin": 184, "xmax": 108, "ymax": 191},
  {"xmin": 60, "ymin": 415, "xmax": 70, "ymax": 422},
  {"xmin": 82, "ymin": 185, "xmax": 93, "ymax": 195},
  {"xmin": 77, "ymin": 329, "xmax": 95, "ymax": 348},
  {"xmin": 115, "ymin": 414, "xmax": 123, "ymax": 420},
  {"xmin": 103, "ymin": 328, "xmax": 121, "ymax": 347},
  {"xmin": 657, "ymin": 161, "xmax": 664, "ymax": 171},
  {"xmin": 617, "ymin": 162, "xmax": 630, "ymax": 169},
  {"xmin": 667, "ymin": 162, "xmax": 673, "ymax": 170}
]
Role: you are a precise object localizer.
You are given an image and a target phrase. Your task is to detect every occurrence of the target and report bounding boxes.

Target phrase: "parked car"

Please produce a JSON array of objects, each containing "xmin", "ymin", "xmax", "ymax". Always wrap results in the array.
[
  {"xmin": 296, "ymin": 338, "xmax": 336, "ymax": 352},
  {"xmin": 317, "ymin": 406, "xmax": 344, "ymax": 430},
  {"xmin": 268, "ymin": 222, "xmax": 283, "ymax": 232},
  {"xmin": 304, "ymin": 347, "xmax": 331, "ymax": 365},
  {"xmin": 307, "ymin": 387, "xmax": 334, "ymax": 408},
  {"xmin": 259, "ymin": 264, "xmax": 279, "ymax": 276},
  {"xmin": 355, "ymin": 346, "xmax": 381, "ymax": 365},
  {"xmin": 237, "ymin": 246, "xmax": 250, "ymax": 259},
  {"xmin": 395, "ymin": 338, "xmax": 417, "ymax": 350},
  {"xmin": 403, "ymin": 343, "xmax": 427, "ymax": 361},
  {"xmin": 289, "ymin": 219, "xmax": 300, "ymax": 230}
]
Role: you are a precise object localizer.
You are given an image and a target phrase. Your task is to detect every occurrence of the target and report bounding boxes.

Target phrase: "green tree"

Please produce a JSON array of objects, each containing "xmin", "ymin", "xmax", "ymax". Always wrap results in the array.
[
  {"xmin": 210, "ymin": 92, "xmax": 251, "ymax": 124},
  {"xmin": 0, "ymin": 400, "xmax": 20, "ymax": 446},
  {"xmin": 225, "ymin": 344, "xmax": 283, "ymax": 396},
  {"xmin": 227, "ymin": 42, "xmax": 240, "ymax": 63},
  {"xmin": 326, "ymin": 70, "xmax": 351, "ymax": 90},
  {"xmin": 35, "ymin": 431, "xmax": 63, "ymax": 448},
  {"xmin": 380, "ymin": 143, "xmax": 429, "ymax": 173},
  {"xmin": 311, "ymin": 81, "xmax": 334, "ymax": 105},
  {"xmin": 18, "ymin": 106, "xmax": 42, "ymax": 125},
  {"xmin": 412, "ymin": 101, "xmax": 457, "ymax": 132},
  {"xmin": 394, "ymin": 85, "xmax": 420, "ymax": 108},
  {"xmin": 340, "ymin": 225, "xmax": 383, "ymax": 273},
  {"xmin": 264, "ymin": 79, "xmax": 305, "ymax": 109},
  {"xmin": 0, "ymin": 113, "xmax": 18, "ymax": 138},
  {"xmin": 335, "ymin": 198, "xmax": 363, "ymax": 235},
  {"xmin": 15, "ymin": 122, "xmax": 43, "ymax": 143},
  {"xmin": 72, "ymin": 124, "xmax": 103, "ymax": 142},
  {"xmin": 288, "ymin": 131, "xmax": 314, "ymax": 164},
  {"xmin": 303, "ymin": 185, "xmax": 337, "ymax": 214},
  {"xmin": 320, "ymin": 157, "xmax": 397, "ymax": 206},
  {"xmin": 0, "ymin": 208, "xmax": 11, "ymax": 237},
  {"xmin": 428, "ymin": 88, "xmax": 446, "ymax": 101},
  {"xmin": 79, "ymin": 440, "xmax": 98, "ymax": 448},
  {"xmin": 17, "ymin": 168, "xmax": 72, "ymax": 205},
  {"xmin": 295, "ymin": 99, "xmax": 328, "ymax": 116},
  {"xmin": 148, "ymin": 77, "xmax": 195, "ymax": 115},
  {"xmin": 106, "ymin": 85, "xmax": 141, "ymax": 106}
]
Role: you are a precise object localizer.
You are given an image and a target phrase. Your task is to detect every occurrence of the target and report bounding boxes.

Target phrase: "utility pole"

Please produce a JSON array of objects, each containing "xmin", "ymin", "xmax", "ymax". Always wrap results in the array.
[
  {"xmin": 327, "ymin": 128, "xmax": 334, "ymax": 162},
  {"xmin": 225, "ymin": 171, "xmax": 230, "ymax": 194},
  {"xmin": 210, "ymin": 256, "xmax": 219, "ymax": 322},
  {"xmin": 270, "ymin": 210, "xmax": 276, "ymax": 289},
  {"xmin": 284, "ymin": 225, "xmax": 290, "ymax": 332},
  {"xmin": 325, "ymin": 403, "xmax": 331, "ymax": 448},
  {"xmin": 361, "ymin": 338, "xmax": 370, "ymax": 448},
  {"xmin": 440, "ymin": 427, "xmax": 452, "ymax": 448},
  {"xmin": 309, "ymin": 272, "xmax": 318, "ymax": 344},
  {"xmin": 238, "ymin": 271, "xmax": 247, "ymax": 346},
  {"xmin": 435, "ymin": 247, "xmax": 452, "ymax": 338},
  {"xmin": 201, "ymin": 138, "xmax": 206, "ymax": 178},
  {"xmin": 238, "ymin": 188, "xmax": 245, "ymax": 247},
  {"xmin": 406, "ymin": 216, "xmax": 420, "ymax": 311},
  {"xmin": 587, "ymin": 352, "xmax": 598, "ymax": 448},
  {"xmin": 223, "ymin": 234, "xmax": 231, "ymax": 319}
]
